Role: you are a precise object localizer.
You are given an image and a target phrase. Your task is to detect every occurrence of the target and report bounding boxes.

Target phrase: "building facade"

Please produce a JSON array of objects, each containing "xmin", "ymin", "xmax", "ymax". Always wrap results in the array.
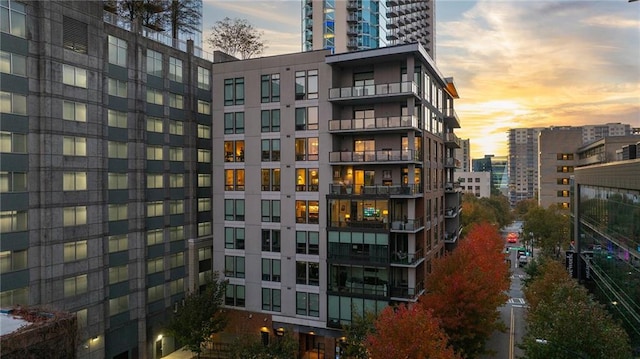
[
  {"xmin": 302, "ymin": 0, "xmax": 434, "ymax": 57},
  {"xmin": 455, "ymin": 138, "xmax": 470, "ymax": 172},
  {"xmin": 471, "ymin": 154, "xmax": 508, "ymax": 196},
  {"xmin": 1, "ymin": 1, "xmax": 215, "ymax": 358},
  {"xmin": 537, "ymin": 127, "xmax": 582, "ymax": 209},
  {"xmin": 508, "ymin": 128, "xmax": 544, "ymax": 205},
  {"xmin": 212, "ymin": 43, "xmax": 461, "ymax": 358},
  {"xmin": 457, "ymin": 171, "xmax": 491, "ymax": 198}
]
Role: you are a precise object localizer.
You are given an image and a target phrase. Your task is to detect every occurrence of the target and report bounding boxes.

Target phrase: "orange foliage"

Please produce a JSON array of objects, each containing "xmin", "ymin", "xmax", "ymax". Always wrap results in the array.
[{"xmin": 366, "ymin": 304, "xmax": 461, "ymax": 359}]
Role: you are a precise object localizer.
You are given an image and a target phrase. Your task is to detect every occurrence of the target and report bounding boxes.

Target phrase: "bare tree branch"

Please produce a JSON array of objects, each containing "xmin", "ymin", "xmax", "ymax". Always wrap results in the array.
[{"xmin": 207, "ymin": 17, "xmax": 266, "ymax": 59}]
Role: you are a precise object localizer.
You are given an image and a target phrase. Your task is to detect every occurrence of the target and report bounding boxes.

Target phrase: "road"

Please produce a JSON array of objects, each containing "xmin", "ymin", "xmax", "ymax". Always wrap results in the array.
[{"xmin": 480, "ymin": 239, "xmax": 528, "ymax": 359}]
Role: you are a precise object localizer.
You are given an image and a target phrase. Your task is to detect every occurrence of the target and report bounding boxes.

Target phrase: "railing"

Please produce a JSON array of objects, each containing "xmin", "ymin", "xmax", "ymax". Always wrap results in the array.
[
  {"xmin": 329, "ymin": 81, "xmax": 418, "ymax": 99},
  {"xmin": 329, "ymin": 149, "xmax": 421, "ymax": 163},
  {"xmin": 390, "ymin": 247, "xmax": 424, "ymax": 265},
  {"xmin": 444, "ymin": 132, "xmax": 460, "ymax": 147},
  {"xmin": 329, "ymin": 115, "xmax": 419, "ymax": 131},
  {"xmin": 328, "ymin": 183, "xmax": 422, "ymax": 196},
  {"xmin": 329, "ymin": 281, "xmax": 388, "ymax": 297},
  {"xmin": 445, "ymin": 182, "xmax": 461, "ymax": 192},
  {"xmin": 444, "ymin": 157, "xmax": 461, "ymax": 168},
  {"xmin": 329, "ymin": 219, "xmax": 388, "ymax": 230},
  {"xmin": 390, "ymin": 217, "xmax": 424, "ymax": 232},
  {"xmin": 328, "ymin": 243, "xmax": 388, "ymax": 263},
  {"xmin": 390, "ymin": 281, "xmax": 424, "ymax": 300},
  {"xmin": 444, "ymin": 207, "xmax": 460, "ymax": 218}
]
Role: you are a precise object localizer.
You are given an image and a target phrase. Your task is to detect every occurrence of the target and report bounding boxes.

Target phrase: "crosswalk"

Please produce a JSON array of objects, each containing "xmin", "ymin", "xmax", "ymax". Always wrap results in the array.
[{"xmin": 508, "ymin": 297, "xmax": 526, "ymax": 308}]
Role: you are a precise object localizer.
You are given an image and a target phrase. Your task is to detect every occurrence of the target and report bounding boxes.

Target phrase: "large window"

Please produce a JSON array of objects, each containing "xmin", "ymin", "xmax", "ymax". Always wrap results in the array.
[
  {"xmin": 197, "ymin": 149, "xmax": 211, "ymax": 163},
  {"xmin": 63, "ymin": 206, "xmax": 87, "ymax": 226},
  {"xmin": 197, "ymin": 198, "xmax": 211, "ymax": 212},
  {"xmin": 147, "ymin": 89, "xmax": 163, "ymax": 105},
  {"xmin": 108, "ymin": 35, "xmax": 127, "ymax": 66},
  {"xmin": 169, "ymin": 174, "xmax": 184, "ymax": 188},
  {"xmin": 62, "ymin": 65, "xmax": 87, "ymax": 88},
  {"xmin": 261, "ymin": 200, "xmax": 281, "ymax": 223},
  {"xmin": 108, "ymin": 234, "xmax": 128, "ymax": 253},
  {"xmin": 147, "ymin": 201, "xmax": 163, "ymax": 217},
  {"xmin": 108, "ymin": 109, "xmax": 127, "ymax": 128},
  {"xmin": 225, "ymin": 284, "xmax": 245, "ymax": 307},
  {"xmin": 0, "ymin": 1, "xmax": 26, "ymax": 38},
  {"xmin": 108, "ymin": 173, "xmax": 127, "ymax": 189},
  {"xmin": 197, "ymin": 66, "xmax": 210, "ymax": 90},
  {"xmin": 0, "ymin": 91, "xmax": 26, "ymax": 115},
  {"xmin": 262, "ymin": 259, "xmax": 281, "ymax": 282},
  {"xmin": 108, "ymin": 204, "xmax": 127, "ymax": 221},
  {"xmin": 225, "ymin": 227, "xmax": 245, "ymax": 249},
  {"xmin": 295, "ymin": 200, "xmax": 319, "ymax": 224},
  {"xmin": 109, "ymin": 295, "xmax": 129, "ymax": 316},
  {"xmin": 224, "ymin": 140, "xmax": 244, "ymax": 162},
  {"xmin": 198, "ymin": 221, "xmax": 212, "ymax": 236},
  {"xmin": 224, "ymin": 199, "xmax": 245, "ymax": 221},
  {"xmin": 198, "ymin": 173, "xmax": 211, "ymax": 187},
  {"xmin": 170, "ymin": 120, "xmax": 184, "ymax": 135},
  {"xmin": 146, "ymin": 116, "xmax": 163, "ymax": 132},
  {"xmin": 296, "ymin": 231, "xmax": 319, "ymax": 255},
  {"xmin": 261, "ymin": 229, "xmax": 281, "ymax": 252},
  {"xmin": 295, "ymin": 107, "xmax": 318, "ymax": 131},
  {"xmin": 62, "ymin": 101, "xmax": 86, "ymax": 122},
  {"xmin": 64, "ymin": 274, "xmax": 88, "ymax": 297},
  {"xmin": 225, "ymin": 169, "xmax": 245, "ymax": 191},
  {"xmin": 168, "ymin": 57, "xmax": 183, "ymax": 82},
  {"xmin": 295, "ymin": 70, "xmax": 318, "ymax": 100},
  {"xmin": 147, "ymin": 145, "xmax": 163, "ymax": 161},
  {"xmin": 168, "ymin": 200, "xmax": 184, "ymax": 215},
  {"xmin": 224, "ymin": 77, "xmax": 244, "ymax": 105},
  {"xmin": 198, "ymin": 100, "xmax": 211, "ymax": 115},
  {"xmin": 0, "ymin": 131, "xmax": 26, "ymax": 153},
  {"xmin": 108, "ymin": 265, "xmax": 128, "ymax": 284},
  {"xmin": 296, "ymin": 292, "xmax": 319, "ymax": 317},
  {"xmin": 261, "ymin": 139, "xmax": 280, "ymax": 161},
  {"xmin": 64, "ymin": 136, "xmax": 86, "ymax": 156},
  {"xmin": 147, "ymin": 284, "xmax": 164, "ymax": 303},
  {"xmin": 169, "ymin": 93, "xmax": 183, "ymax": 109},
  {"xmin": 0, "ymin": 171, "xmax": 27, "ymax": 192},
  {"xmin": 225, "ymin": 256, "xmax": 245, "ymax": 278},
  {"xmin": 63, "ymin": 241, "xmax": 87, "ymax": 262},
  {"xmin": 0, "ymin": 51, "xmax": 26, "ymax": 77},
  {"xmin": 169, "ymin": 252, "xmax": 184, "ymax": 268},
  {"xmin": 296, "ymin": 261, "xmax": 319, "ymax": 285},
  {"xmin": 224, "ymin": 112, "xmax": 244, "ymax": 134},
  {"xmin": 261, "ymin": 73, "xmax": 280, "ymax": 103},
  {"xmin": 262, "ymin": 288, "xmax": 281, "ymax": 312},
  {"xmin": 146, "ymin": 49, "xmax": 162, "ymax": 77},
  {"xmin": 0, "ymin": 250, "xmax": 27, "ymax": 272},
  {"xmin": 169, "ymin": 147, "xmax": 183, "ymax": 161},
  {"xmin": 197, "ymin": 124, "xmax": 210, "ymax": 139},
  {"xmin": 295, "ymin": 137, "xmax": 319, "ymax": 161},
  {"xmin": 63, "ymin": 172, "xmax": 87, "ymax": 191},
  {"xmin": 295, "ymin": 168, "xmax": 319, "ymax": 192},
  {"xmin": 0, "ymin": 210, "xmax": 27, "ymax": 232},
  {"xmin": 261, "ymin": 168, "xmax": 281, "ymax": 191},
  {"xmin": 261, "ymin": 109, "xmax": 281, "ymax": 132}
]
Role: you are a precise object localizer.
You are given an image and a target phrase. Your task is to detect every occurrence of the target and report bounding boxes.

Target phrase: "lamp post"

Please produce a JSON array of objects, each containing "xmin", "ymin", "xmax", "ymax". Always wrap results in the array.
[
  {"xmin": 535, "ymin": 338, "xmax": 588, "ymax": 358},
  {"xmin": 529, "ymin": 232, "xmax": 534, "ymax": 258}
]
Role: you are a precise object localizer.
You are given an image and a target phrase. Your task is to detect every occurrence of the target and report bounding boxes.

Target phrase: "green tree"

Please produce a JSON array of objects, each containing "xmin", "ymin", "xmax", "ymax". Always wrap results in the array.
[
  {"xmin": 341, "ymin": 310, "xmax": 377, "ymax": 359},
  {"xmin": 207, "ymin": 17, "xmax": 266, "ymax": 59},
  {"xmin": 514, "ymin": 199, "xmax": 537, "ymax": 220},
  {"xmin": 227, "ymin": 331, "xmax": 298, "ymax": 359},
  {"xmin": 165, "ymin": 273, "xmax": 228, "ymax": 358},
  {"xmin": 523, "ymin": 205, "xmax": 569, "ymax": 258},
  {"xmin": 522, "ymin": 261, "xmax": 632, "ymax": 359}
]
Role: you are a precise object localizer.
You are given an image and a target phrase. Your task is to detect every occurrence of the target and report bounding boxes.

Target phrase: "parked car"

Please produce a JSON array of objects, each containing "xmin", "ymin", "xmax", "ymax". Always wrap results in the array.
[
  {"xmin": 518, "ymin": 255, "xmax": 529, "ymax": 267},
  {"xmin": 507, "ymin": 232, "xmax": 519, "ymax": 243}
]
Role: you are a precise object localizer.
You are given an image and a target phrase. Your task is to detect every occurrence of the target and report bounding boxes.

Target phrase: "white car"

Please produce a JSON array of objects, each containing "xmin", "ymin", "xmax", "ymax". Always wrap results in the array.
[{"xmin": 518, "ymin": 255, "xmax": 529, "ymax": 267}]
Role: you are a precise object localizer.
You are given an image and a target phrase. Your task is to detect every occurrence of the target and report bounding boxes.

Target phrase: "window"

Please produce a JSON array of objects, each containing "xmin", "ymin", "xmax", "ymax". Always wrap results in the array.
[
  {"xmin": 225, "ymin": 227, "xmax": 245, "ymax": 249},
  {"xmin": 108, "ymin": 204, "xmax": 127, "ymax": 221},
  {"xmin": 108, "ymin": 172, "xmax": 127, "ymax": 189},
  {"xmin": 108, "ymin": 265, "xmax": 128, "ymax": 284},
  {"xmin": 474, "ymin": 178, "xmax": 480, "ymax": 182},
  {"xmin": 108, "ymin": 109, "xmax": 127, "ymax": 128},
  {"xmin": 224, "ymin": 112, "xmax": 244, "ymax": 134},
  {"xmin": 225, "ymin": 284, "xmax": 245, "ymax": 307},
  {"xmin": 63, "ymin": 16, "xmax": 88, "ymax": 54},
  {"xmin": 147, "ymin": 201, "xmax": 163, "ymax": 217},
  {"xmin": 108, "ymin": 35, "xmax": 127, "ymax": 66},
  {"xmin": 169, "ymin": 252, "xmax": 184, "ymax": 268},
  {"xmin": 224, "ymin": 199, "xmax": 245, "ymax": 221},
  {"xmin": 147, "ymin": 88, "xmax": 163, "ymax": 105},
  {"xmin": 557, "ymin": 178, "xmax": 570, "ymax": 185},
  {"xmin": 63, "ymin": 206, "xmax": 87, "ymax": 226},
  {"xmin": 261, "ymin": 73, "xmax": 280, "ymax": 103},
  {"xmin": 147, "ymin": 174, "xmax": 163, "ymax": 188},
  {"xmin": 557, "ymin": 166, "xmax": 574, "ymax": 173},
  {"xmin": 108, "ymin": 234, "xmax": 128, "ymax": 253},
  {"xmin": 0, "ymin": 131, "xmax": 26, "ymax": 153},
  {"xmin": 198, "ymin": 198, "xmax": 211, "ymax": 212},
  {"xmin": 225, "ymin": 256, "xmax": 245, "ymax": 278},
  {"xmin": 0, "ymin": 171, "xmax": 27, "ymax": 192},
  {"xmin": 169, "ymin": 174, "xmax": 183, "ymax": 188},
  {"xmin": 0, "ymin": 250, "xmax": 27, "ymax": 272},
  {"xmin": 197, "ymin": 149, "xmax": 211, "ymax": 163},
  {"xmin": 169, "ymin": 147, "xmax": 184, "ymax": 161},
  {"xmin": 0, "ymin": 210, "xmax": 27, "ymax": 232},
  {"xmin": 295, "ymin": 168, "xmax": 319, "ymax": 191},
  {"xmin": 197, "ymin": 66, "xmax": 210, "ymax": 90},
  {"xmin": 64, "ymin": 274, "xmax": 88, "ymax": 297},
  {"xmin": 169, "ymin": 278, "xmax": 184, "ymax": 295},
  {"xmin": 168, "ymin": 200, "xmax": 184, "ymax": 215},
  {"xmin": 62, "ymin": 101, "xmax": 86, "ymax": 122},
  {"xmin": 261, "ymin": 139, "xmax": 280, "ymax": 161},
  {"xmin": 262, "ymin": 259, "xmax": 281, "ymax": 282},
  {"xmin": 147, "ymin": 257, "xmax": 164, "ymax": 273},
  {"xmin": 224, "ymin": 77, "xmax": 244, "ymax": 105},
  {"xmin": 261, "ymin": 109, "xmax": 281, "ymax": 132},
  {"xmin": 168, "ymin": 57, "xmax": 183, "ymax": 82},
  {"xmin": 169, "ymin": 93, "xmax": 183, "ymax": 109},
  {"xmin": 0, "ymin": 91, "xmax": 26, "ymax": 115},
  {"xmin": 296, "ymin": 261, "xmax": 319, "ymax": 285},
  {"xmin": 146, "ymin": 116, "xmax": 163, "ymax": 132},
  {"xmin": 63, "ymin": 172, "xmax": 87, "ymax": 191},
  {"xmin": 261, "ymin": 200, "xmax": 281, "ymax": 222},
  {"xmin": 0, "ymin": 51, "xmax": 26, "ymax": 76},
  {"xmin": 557, "ymin": 153, "xmax": 574, "ymax": 160},
  {"xmin": 169, "ymin": 226, "xmax": 184, "ymax": 241},
  {"xmin": 107, "ymin": 141, "xmax": 128, "ymax": 159},
  {"xmin": 197, "ymin": 124, "xmax": 210, "ymax": 139},
  {"xmin": 147, "ymin": 49, "xmax": 162, "ymax": 77},
  {"xmin": 225, "ymin": 169, "xmax": 245, "ymax": 191},
  {"xmin": 296, "ymin": 231, "xmax": 319, "ymax": 255},
  {"xmin": 64, "ymin": 136, "xmax": 86, "ymax": 156},
  {"xmin": 295, "ymin": 137, "xmax": 319, "ymax": 161},
  {"xmin": 109, "ymin": 295, "xmax": 129, "ymax": 316},
  {"xmin": 198, "ymin": 174, "xmax": 211, "ymax": 187},
  {"xmin": 261, "ymin": 229, "xmax": 281, "ymax": 252},
  {"xmin": 297, "ymin": 69, "xmax": 318, "ymax": 100},
  {"xmin": 0, "ymin": 1, "xmax": 26, "ymax": 38},
  {"xmin": 296, "ymin": 292, "xmax": 319, "ymax": 317},
  {"xmin": 295, "ymin": 107, "xmax": 318, "ymax": 131},
  {"xmin": 147, "ymin": 284, "xmax": 164, "ymax": 302},
  {"xmin": 262, "ymin": 288, "xmax": 281, "ymax": 312},
  {"xmin": 557, "ymin": 190, "xmax": 570, "ymax": 197},
  {"xmin": 296, "ymin": 200, "xmax": 319, "ymax": 224},
  {"xmin": 224, "ymin": 141, "xmax": 244, "ymax": 162},
  {"xmin": 198, "ymin": 100, "xmax": 211, "ymax": 115},
  {"xmin": 261, "ymin": 168, "xmax": 281, "ymax": 191},
  {"xmin": 63, "ymin": 65, "xmax": 87, "ymax": 88},
  {"xmin": 147, "ymin": 145, "xmax": 163, "ymax": 160},
  {"xmin": 169, "ymin": 120, "xmax": 183, "ymax": 135},
  {"xmin": 198, "ymin": 221, "xmax": 212, "ymax": 236},
  {"xmin": 146, "ymin": 229, "xmax": 161, "ymax": 246}
]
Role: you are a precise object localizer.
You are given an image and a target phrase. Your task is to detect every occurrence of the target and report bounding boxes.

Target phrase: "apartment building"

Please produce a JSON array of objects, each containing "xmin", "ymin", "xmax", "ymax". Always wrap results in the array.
[
  {"xmin": 212, "ymin": 42, "xmax": 461, "ymax": 358},
  {"xmin": 457, "ymin": 171, "xmax": 491, "ymax": 198},
  {"xmin": 508, "ymin": 128, "xmax": 544, "ymax": 205},
  {"xmin": 0, "ymin": 1, "xmax": 215, "ymax": 358},
  {"xmin": 537, "ymin": 127, "xmax": 582, "ymax": 209},
  {"xmin": 471, "ymin": 154, "xmax": 508, "ymax": 196},
  {"xmin": 302, "ymin": 0, "xmax": 434, "ymax": 57},
  {"xmin": 455, "ymin": 138, "xmax": 471, "ymax": 172}
]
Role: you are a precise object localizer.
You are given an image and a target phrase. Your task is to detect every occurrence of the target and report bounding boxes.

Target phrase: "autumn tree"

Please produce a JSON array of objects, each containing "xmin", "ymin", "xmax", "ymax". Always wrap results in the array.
[
  {"xmin": 165, "ymin": 273, "xmax": 228, "ymax": 358},
  {"xmin": 366, "ymin": 305, "xmax": 461, "ymax": 359},
  {"xmin": 421, "ymin": 222, "xmax": 510, "ymax": 358},
  {"xmin": 522, "ymin": 261, "xmax": 631, "ymax": 358},
  {"xmin": 207, "ymin": 17, "xmax": 266, "ymax": 59},
  {"xmin": 460, "ymin": 194, "xmax": 512, "ymax": 236},
  {"xmin": 523, "ymin": 204, "xmax": 569, "ymax": 258}
]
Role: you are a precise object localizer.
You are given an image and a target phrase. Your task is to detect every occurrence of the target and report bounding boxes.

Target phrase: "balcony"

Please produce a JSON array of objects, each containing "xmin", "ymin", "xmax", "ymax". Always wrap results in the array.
[
  {"xmin": 390, "ymin": 217, "xmax": 425, "ymax": 233},
  {"xmin": 444, "ymin": 226, "xmax": 463, "ymax": 243},
  {"xmin": 329, "ymin": 149, "xmax": 422, "ymax": 164},
  {"xmin": 445, "ymin": 182, "xmax": 461, "ymax": 193},
  {"xmin": 328, "ymin": 183, "xmax": 423, "ymax": 197},
  {"xmin": 329, "ymin": 115, "xmax": 420, "ymax": 133},
  {"xmin": 328, "ymin": 81, "xmax": 419, "ymax": 104},
  {"xmin": 329, "ymin": 219, "xmax": 388, "ymax": 230},
  {"xmin": 444, "ymin": 157, "xmax": 461, "ymax": 168},
  {"xmin": 444, "ymin": 206, "xmax": 461, "ymax": 218},
  {"xmin": 347, "ymin": 14, "xmax": 360, "ymax": 22},
  {"xmin": 444, "ymin": 132, "xmax": 460, "ymax": 148},
  {"xmin": 328, "ymin": 243, "xmax": 388, "ymax": 264},
  {"xmin": 443, "ymin": 108, "xmax": 460, "ymax": 128},
  {"xmin": 347, "ymin": 1, "xmax": 359, "ymax": 9},
  {"xmin": 390, "ymin": 281, "xmax": 424, "ymax": 302},
  {"xmin": 390, "ymin": 247, "xmax": 424, "ymax": 266}
]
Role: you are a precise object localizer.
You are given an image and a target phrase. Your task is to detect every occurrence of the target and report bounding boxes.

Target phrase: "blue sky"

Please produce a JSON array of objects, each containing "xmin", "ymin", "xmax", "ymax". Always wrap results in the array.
[{"xmin": 201, "ymin": 0, "xmax": 640, "ymax": 158}]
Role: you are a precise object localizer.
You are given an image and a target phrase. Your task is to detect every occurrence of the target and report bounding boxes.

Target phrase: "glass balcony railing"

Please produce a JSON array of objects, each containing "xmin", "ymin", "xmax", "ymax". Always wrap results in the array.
[
  {"xmin": 329, "ymin": 81, "xmax": 418, "ymax": 99},
  {"xmin": 329, "ymin": 115, "xmax": 419, "ymax": 132},
  {"xmin": 328, "ymin": 183, "xmax": 422, "ymax": 196},
  {"xmin": 390, "ymin": 247, "xmax": 424, "ymax": 265},
  {"xmin": 389, "ymin": 217, "xmax": 424, "ymax": 231},
  {"xmin": 444, "ymin": 157, "xmax": 461, "ymax": 168},
  {"xmin": 329, "ymin": 149, "xmax": 421, "ymax": 163},
  {"xmin": 389, "ymin": 281, "xmax": 424, "ymax": 300}
]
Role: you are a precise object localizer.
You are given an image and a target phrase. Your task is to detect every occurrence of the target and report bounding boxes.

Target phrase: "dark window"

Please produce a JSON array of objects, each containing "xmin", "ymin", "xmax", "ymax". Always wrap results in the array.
[{"xmin": 63, "ymin": 16, "xmax": 88, "ymax": 54}]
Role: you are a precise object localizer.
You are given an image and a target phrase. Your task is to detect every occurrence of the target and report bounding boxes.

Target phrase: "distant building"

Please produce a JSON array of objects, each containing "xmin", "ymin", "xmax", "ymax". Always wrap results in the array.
[
  {"xmin": 455, "ymin": 138, "xmax": 471, "ymax": 172},
  {"xmin": 471, "ymin": 155, "xmax": 508, "ymax": 196},
  {"xmin": 457, "ymin": 171, "xmax": 491, "ymax": 198},
  {"xmin": 538, "ymin": 127, "xmax": 582, "ymax": 209}
]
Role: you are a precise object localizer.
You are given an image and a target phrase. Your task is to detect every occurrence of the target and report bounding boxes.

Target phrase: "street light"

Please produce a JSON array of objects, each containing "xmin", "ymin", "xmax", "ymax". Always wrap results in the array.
[
  {"xmin": 535, "ymin": 338, "xmax": 588, "ymax": 358},
  {"xmin": 529, "ymin": 232, "xmax": 534, "ymax": 258}
]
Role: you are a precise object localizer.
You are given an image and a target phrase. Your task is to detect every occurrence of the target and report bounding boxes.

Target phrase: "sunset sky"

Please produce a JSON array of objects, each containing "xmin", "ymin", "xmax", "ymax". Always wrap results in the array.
[{"xmin": 202, "ymin": 0, "xmax": 640, "ymax": 159}]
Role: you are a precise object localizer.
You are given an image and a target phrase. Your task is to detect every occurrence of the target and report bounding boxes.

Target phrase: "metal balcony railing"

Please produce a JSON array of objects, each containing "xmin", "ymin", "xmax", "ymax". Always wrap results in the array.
[
  {"xmin": 329, "ymin": 149, "xmax": 421, "ymax": 163},
  {"xmin": 444, "ymin": 157, "xmax": 461, "ymax": 168},
  {"xmin": 390, "ymin": 217, "xmax": 424, "ymax": 232},
  {"xmin": 329, "ymin": 81, "xmax": 418, "ymax": 99},
  {"xmin": 329, "ymin": 115, "xmax": 419, "ymax": 132},
  {"xmin": 390, "ymin": 247, "xmax": 424, "ymax": 265},
  {"xmin": 390, "ymin": 281, "xmax": 424, "ymax": 300},
  {"xmin": 444, "ymin": 132, "xmax": 461, "ymax": 148},
  {"xmin": 328, "ymin": 183, "xmax": 422, "ymax": 196}
]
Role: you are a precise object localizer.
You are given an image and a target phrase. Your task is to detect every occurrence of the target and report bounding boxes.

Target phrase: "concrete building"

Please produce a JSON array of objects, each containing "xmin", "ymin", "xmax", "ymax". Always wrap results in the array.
[
  {"xmin": 472, "ymin": 154, "xmax": 508, "ymax": 196},
  {"xmin": 457, "ymin": 171, "xmax": 491, "ymax": 198},
  {"xmin": 455, "ymin": 138, "xmax": 471, "ymax": 172},
  {"xmin": 538, "ymin": 127, "xmax": 582, "ymax": 209},
  {"xmin": 581, "ymin": 122, "xmax": 634, "ymax": 143},
  {"xmin": 1, "ymin": 1, "xmax": 215, "ymax": 358},
  {"xmin": 212, "ymin": 42, "xmax": 461, "ymax": 357},
  {"xmin": 302, "ymin": 0, "xmax": 435, "ymax": 57}
]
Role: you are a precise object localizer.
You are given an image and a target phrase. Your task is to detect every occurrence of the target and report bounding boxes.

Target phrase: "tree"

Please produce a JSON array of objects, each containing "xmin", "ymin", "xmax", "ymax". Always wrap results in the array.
[
  {"xmin": 421, "ymin": 223, "xmax": 510, "ymax": 358},
  {"xmin": 366, "ymin": 305, "xmax": 461, "ymax": 359},
  {"xmin": 523, "ymin": 204, "xmax": 569, "ymax": 258},
  {"xmin": 341, "ymin": 310, "xmax": 377, "ymax": 359},
  {"xmin": 514, "ymin": 199, "xmax": 537, "ymax": 220},
  {"xmin": 522, "ymin": 261, "xmax": 632, "ymax": 359},
  {"xmin": 207, "ymin": 17, "xmax": 266, "ymax": 59},
  {"xmin": 166, "ymin": 0, "xmax": 201, "ymax": 40},
  {"xmin": 112, "ymin": 0, "xmax": 167, "ymax": 30},
  {"xmin": 227, "ymin": 331, "xmax": 298, "ymax": 359},
  {"xmin": 165, "ymin": 273, "xmax": 228, "ymax": 358}
]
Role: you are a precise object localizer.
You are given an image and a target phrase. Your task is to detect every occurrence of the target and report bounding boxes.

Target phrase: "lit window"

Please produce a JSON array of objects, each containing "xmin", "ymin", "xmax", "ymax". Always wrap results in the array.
[
  {"xmin": 62, "ymin": 101, "xmax": 87, "ymax": 122},
  {"xmin": 198, "ymin": 100, "xmax": 211, "ymax": 115},
  {"xmin": 169, "ymin": 120, "xmax": 183, "ymax": 135},
  {"xmin": 147, "ymin": 145, "xmax": 163, "ymax": 160},
  {"xmin": 64, "ymin": 274, "xmax": 88, "ymax": 297},
  {"xmin": 63, "ymin": 172, "xmax": 87, "ymax": 191},
  {"xmin": 146, "ymin": 49, "xmax": 162, "ymax": 77},
  {"xmin": 147, "ymin": 201, "xmax": 163, "ymax": 217},
  {"xmin": 108, "ymin": 35, "xmax": 127, "ymax": 66},
  {"xmin": 197, "ymin": 66, "xmax": 210, "ymax": 90},
  {"xmin": 146, "ymin": 88, "xmax": 163, "ymax": 105},
  {"xmin": 168, "ymin": 57, "xmax": 183, "ymax": 82},
  {"xmin": 197, "ymin": 124, "xmax": 210, "ymax": 139},
  {"xmin": 108, "ymin": 141, "xmax": 127, "ymax": 159},
  {"xmin": 108, "ymin": 172, "xmax": 127, "ymax": 189},
  {"xmin": 63, "ymin": 206, "xmax": 87, "ymax": 226},
  {"xmin": 108, "ymin": 234, "xmax": 128, "ymax": 253},
  {"xmin": 63, "ymin": 65, "xmax": 87, "ymax": 88},
  {"xmin": 0, "ymin": 1, "xmax": 26, "ymax": 38},
  {"xmin": 169, "ymin": 93, "xmax": 183, "ymax": 109},
  {"xmin": 109, "ymin": 295, "xmax": 129, "ymax": 316},
  {"xmin": 0, "ymin": 171, "xmax": 27, "ymax": 192},
  {"xmin": 108, "ymin": 204, "xmax": 127, "ymax": 221},
  {"xmin": 0, "ymin": 131, "xmax": 26, "ymax": 153},
  {"xmin": 0, "ymin": 210, "xmax": 27, "ymax": 232},
  {"xmin": 108, "ymin": 109, "xmax": 127, "ymax": 128},
  {"xmin": 0, "ymin": 91, "xmax": 27, "ymax": 115},
  {"xmin": 0, "ymin": 51, "xmax": 26, "ymax": 76}
]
